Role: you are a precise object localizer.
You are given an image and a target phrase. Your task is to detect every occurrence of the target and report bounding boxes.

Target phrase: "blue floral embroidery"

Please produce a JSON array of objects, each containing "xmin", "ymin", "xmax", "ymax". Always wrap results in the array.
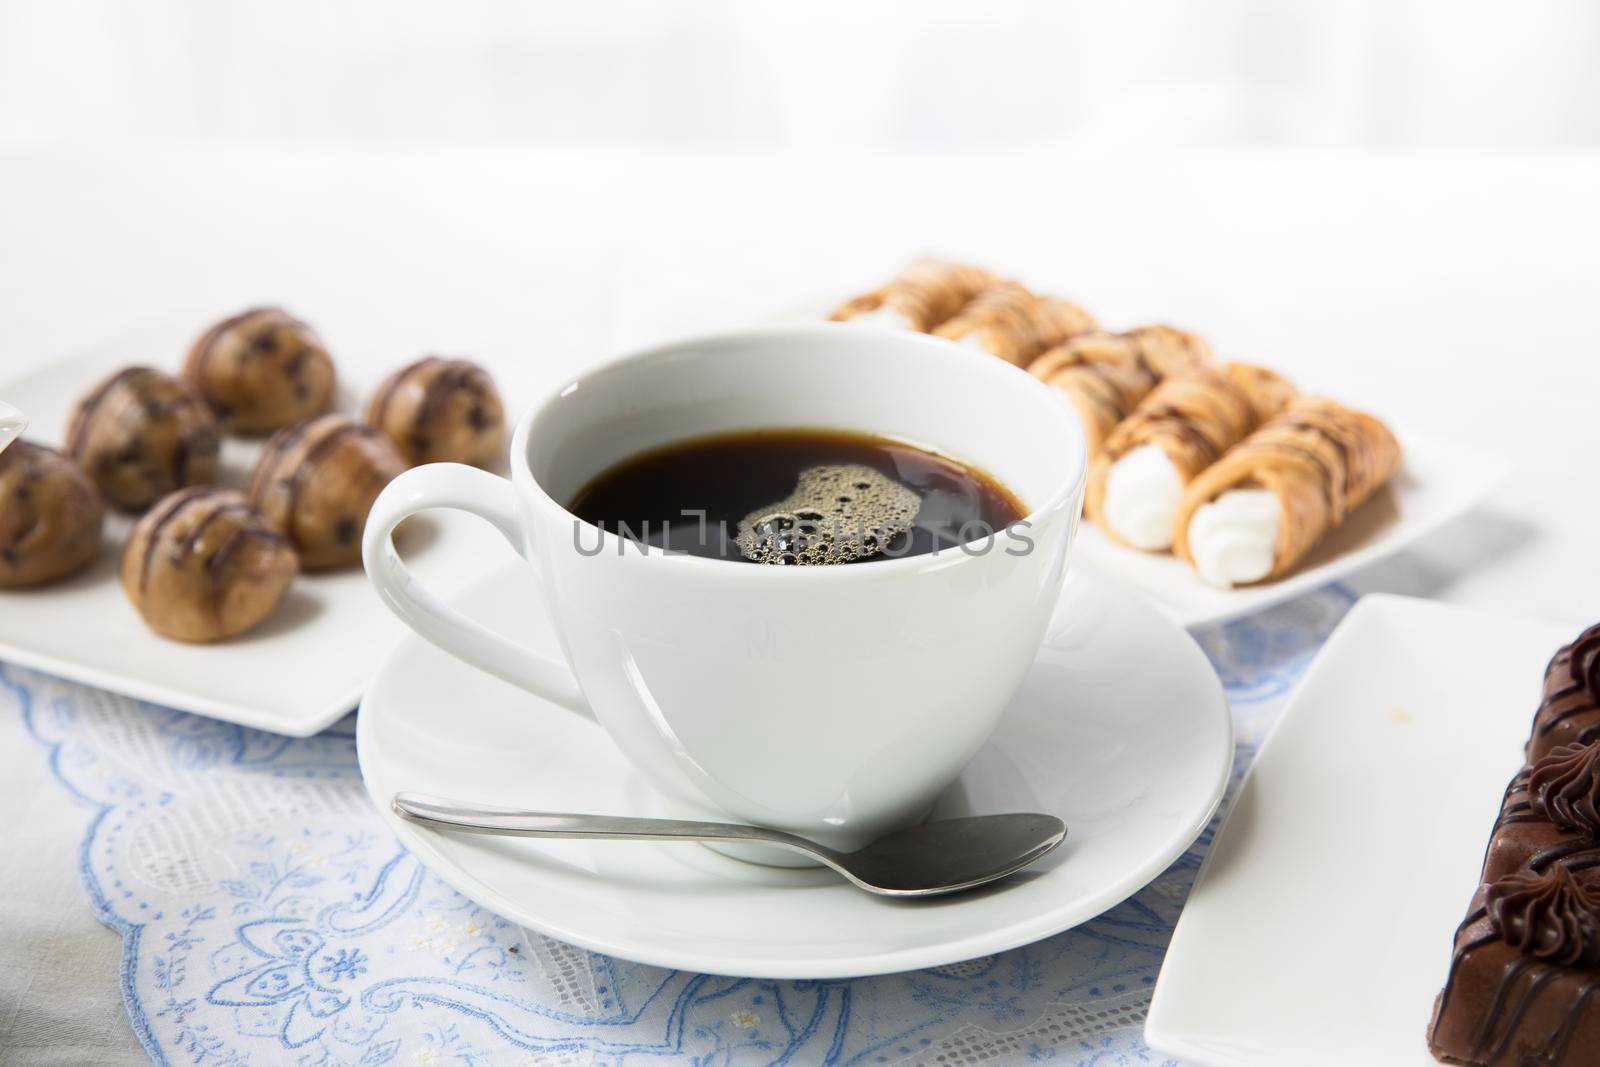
[
  {"xmin": 5, "ymin": 583, "xmax": 1352, "ymax": 1066},
  {"xmin": 320, "ymin": 947, "xmax": 369, "ymax": 982}
]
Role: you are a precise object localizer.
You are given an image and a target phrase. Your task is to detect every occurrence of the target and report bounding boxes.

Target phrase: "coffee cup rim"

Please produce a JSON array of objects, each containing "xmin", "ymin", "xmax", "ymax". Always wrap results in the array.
[{"xmin": 510, "ymin": 321, "xmax": 1087, "ymax": 577}]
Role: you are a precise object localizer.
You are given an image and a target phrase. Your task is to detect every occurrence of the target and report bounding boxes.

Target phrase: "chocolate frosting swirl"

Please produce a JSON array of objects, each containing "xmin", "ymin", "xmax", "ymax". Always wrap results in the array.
[
  {"xmin": 1486, "ymin": 866, "xmax": 1600, "ymax": 966},
  {"xmin": 1531, "ymin": 742, "xmax": 1600, "ymax": 834}
]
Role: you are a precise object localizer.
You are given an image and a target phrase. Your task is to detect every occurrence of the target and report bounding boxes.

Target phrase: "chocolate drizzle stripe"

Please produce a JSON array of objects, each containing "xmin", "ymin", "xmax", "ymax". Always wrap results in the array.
[
  {"xmin": 1047, "ymin": 365, "xmax": 1123, "ymax": 425},
  {"xmin": 248, "ymin": 419, "xmax": 319, "ymax": 501},
  {"xmin": 1120, "ymin": 398, "xmax": 1239, "ymax": 469},
  {"xmin": 189, "ymin": 308, "xmax": 272, "ymax": 397},
  {"xmin": 279, "ymin": 421, "xmax": 381, "ymax": 523},
  {"xmin": 1529, "ymin": 838, "xmax": 1600, "ymax": 872},
  {"xmin": 1234, "ymin": 439, "xmax": 1341, "ymax": 515},
  {"xmin": 182, "ymin": 501, "xmax": 256, "ymax": 558},
  {"xmin": 1485, "ymin": 965, "xmax": 1559, "ymax": 1061},
  {"xmin": 1471, "ymin": 956, "xmax": 1536, "ymax": 1056},
  {"xmin": 369, "ymin": 357, "xmax": 441, "ymax": 433},
  {"xmin": 1539, "ymin": 683, "xmax": 1600, "ymax": 736},
  {"xmin": 1080, "ymin": 375, "xmax": 1129, "ymax": 424},
  {"xmin": 1124, "ymin": 333, "xmax": 1157, "ymax": 381},
  {"xmin": 65, "ymin": 366, "xmax": 147, "ymax": 457},
  {"xmin": 1296, "ymin": 418, "xmax": 1354, "ymax": 503},
  {"xmin": 173, "ymin": 430, "xmax": 195, "ymax": 487},
  {"xmin": 1549, "ymin": 978, "xmax": 1599, "ymax": 1065},
  {"xmin": 205, "ymin": 527, "xmax": 248, "ymax": 625},
  {"xmin": 410, "ymin": 362, "xmax": 477, "ymax": 444},
  {"xmin": 136, "ymin": 486, "xmax": 226, "ymax": 594},
  {"xmin": 202, "ymin": 521, "xmax": 287, "ymax": 624},
  {"xmin": 1437, "ymin": 927, "xmax": 1499, "ymax": 1022},
  {"xmin": 1552, "ymin": 679, "xmax": 1585, "ymax": 701},
  {"xmin": 1541, "ymin": 701, "xmax": 1598, "ymax": 735},
  {"xmin": 1225, "ymin": 410, "xmax": 1361, "ymax": 520},
  {"xmin": 1541, "ymin": 702, "xmax": 1598, "ymax": 736},
  {"xmin": 205, "ymin": 525, "xmax": 249, "ymax": 579}
]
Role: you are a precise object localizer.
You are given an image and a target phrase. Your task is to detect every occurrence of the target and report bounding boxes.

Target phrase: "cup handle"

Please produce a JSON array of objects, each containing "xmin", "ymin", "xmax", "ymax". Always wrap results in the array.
[{"xmin": 362, "ymin": 463, "xmax": 592, "ymax": 718}]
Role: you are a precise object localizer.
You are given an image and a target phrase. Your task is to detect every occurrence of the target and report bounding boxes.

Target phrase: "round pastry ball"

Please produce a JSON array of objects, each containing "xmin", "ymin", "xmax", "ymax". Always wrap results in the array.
[
  {"xmin": 65, "ymin": 366, "xmax": 221, "ymax": 511},
  {"xmin": 121, "ymin": 487, "xmax": 298, "ymax": 642},
  {"xmin": 366, "ymin": 356, "xmax": 506, "ymax": 469},
  {"xmin": 247, "ymin": 414, "xmax": 407, "ymax": 571},
  {"xmin": 0, "ymin": 440, "xmax": 105, "ymax": 588},
  {"xmin": 184, "ymin": 307, "xmax": 336, "ymax": 434}
]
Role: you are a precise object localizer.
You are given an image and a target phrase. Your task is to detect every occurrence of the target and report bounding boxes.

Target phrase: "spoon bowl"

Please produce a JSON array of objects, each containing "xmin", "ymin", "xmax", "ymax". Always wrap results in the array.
[{"xmin": 391, "ymin": 793, "xmax": 1066, "ymax": 897}]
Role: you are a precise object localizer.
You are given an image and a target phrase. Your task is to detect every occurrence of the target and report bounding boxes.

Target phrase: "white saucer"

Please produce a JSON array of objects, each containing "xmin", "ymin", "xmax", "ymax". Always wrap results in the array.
[{"xmin": 357, "ymin": 560, "xmax": 1233, "ymax": 979}]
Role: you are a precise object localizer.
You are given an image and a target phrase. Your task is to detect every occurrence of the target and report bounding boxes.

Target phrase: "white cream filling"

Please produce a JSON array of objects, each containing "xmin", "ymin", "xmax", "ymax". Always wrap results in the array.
[
  {"xmin": 1102, "ymin": 443, "xmax": 1184, "ymax": 550},
  {"xmin": 1187, "ymin": 488, "xmax": 1281, "ymax": 588},
  {"xmin": 957, "ymin": 331, "xmax": 1000, "ymax": 357},
  {"xmin": 847, "ymin": 305, "xmax": 915, "ymax": 330}
]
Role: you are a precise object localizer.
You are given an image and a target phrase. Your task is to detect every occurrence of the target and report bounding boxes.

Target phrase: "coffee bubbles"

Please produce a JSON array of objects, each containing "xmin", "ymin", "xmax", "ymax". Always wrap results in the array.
[
  {"xmin": 566, "ymin": 428, "xmax": 1025, "ymax": 564},
  {"xmin": 736, "ymin": 464, "xmax": 921, "ymax": 565}
]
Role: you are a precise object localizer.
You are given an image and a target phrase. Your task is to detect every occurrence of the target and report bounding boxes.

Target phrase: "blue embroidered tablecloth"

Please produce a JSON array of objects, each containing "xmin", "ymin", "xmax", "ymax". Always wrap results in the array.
[{"xmin": 6, "ymin": 585, "xmax": 1355, "ymax": 1067}]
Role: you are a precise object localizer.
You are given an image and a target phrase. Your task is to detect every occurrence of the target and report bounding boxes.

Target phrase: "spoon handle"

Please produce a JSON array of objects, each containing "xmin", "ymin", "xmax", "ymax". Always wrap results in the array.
[{"xmin": 391, "ymin": 792, "xmax": 824, "ymax": 859}]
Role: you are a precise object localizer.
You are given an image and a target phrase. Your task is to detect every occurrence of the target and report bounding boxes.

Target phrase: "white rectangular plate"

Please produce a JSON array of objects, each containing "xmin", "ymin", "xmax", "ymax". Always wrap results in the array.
[
  {"xmin": 1145, "ymin": 594, "xmax": 1583, "ymax": 1066},
  {"xmin": 1078, "ymin": 434, "xmax": 1508, "ymax": 629},
  {"xmin": 0, "ymin": 322, "xmax": 518, "ymax": 736},
  {"xmin": 781, "ymin": 299, "xmax": 1506, "ymax": 629}
]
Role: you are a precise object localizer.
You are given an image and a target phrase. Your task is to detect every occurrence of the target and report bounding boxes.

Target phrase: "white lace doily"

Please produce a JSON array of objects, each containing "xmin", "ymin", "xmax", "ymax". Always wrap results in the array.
[{"xmin": 7, "ymin": 584, "xmax": 1355, "ymax": 1066}]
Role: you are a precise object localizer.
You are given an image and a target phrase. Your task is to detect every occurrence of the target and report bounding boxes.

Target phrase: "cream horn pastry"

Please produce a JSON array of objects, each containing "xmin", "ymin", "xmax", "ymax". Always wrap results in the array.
[
  {"xmin": 1173, "ymin": 396, "xmax": 1400, "ymax": 587},
  {"xmin": 1028, "ymin": 325, "xmax": 1211, "ymax": 457},
  {"xmin": 933, "ymin": 281, "xmax": 1096, "ymax": 366},
  {"xmin": 1085, "ymin": 362, "xmax": 1296, "ymax": 551},
  {"xmin": 828, "ymin": 259, "xmax": 998, "ymax": 332}
]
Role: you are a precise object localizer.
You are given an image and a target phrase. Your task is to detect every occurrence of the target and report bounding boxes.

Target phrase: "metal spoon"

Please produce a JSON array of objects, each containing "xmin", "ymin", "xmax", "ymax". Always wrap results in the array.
[{"xmin": 391, "ymin": 792, "xmax": 1066, "ymax": 897}]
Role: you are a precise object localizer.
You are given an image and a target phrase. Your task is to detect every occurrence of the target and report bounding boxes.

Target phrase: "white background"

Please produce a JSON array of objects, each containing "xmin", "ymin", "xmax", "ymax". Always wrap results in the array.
[
  {"xmin": 5, "ymin": 0, "xmax": 1600, "ymax": 149},
  {"xmin": 2, "ymin": 4, "xmax": 1600, "ymax": 1064}
]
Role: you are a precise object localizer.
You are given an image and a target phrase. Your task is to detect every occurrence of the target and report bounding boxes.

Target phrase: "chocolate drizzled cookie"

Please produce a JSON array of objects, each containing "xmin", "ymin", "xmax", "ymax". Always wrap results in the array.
[
  {"xmin": 184, "ymin": 307, "xmax": 336, "ymax": 434},
  {"xmin": 120, "ymin": 486, "xmax": 297, "ymax": 642},
  {"xmin": 65, "ymin": 366, "xmax": 220, "ymax": 511},
  {"xmin": 247, "ymin": 414, "xmax": 406, "ymax": 570},
  {"xmin": 0, "ymin": 439, "xmax": 104, "ymax": 588},
  {"xmin": 366, "ymin": 356, "xmax": 505, "ymax": 468}
]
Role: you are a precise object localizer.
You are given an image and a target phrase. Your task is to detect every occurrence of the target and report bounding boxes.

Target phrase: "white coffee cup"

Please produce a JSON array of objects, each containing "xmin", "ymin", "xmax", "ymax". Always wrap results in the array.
[
  {"xmin": 0, "ymin": 402, "xmax": 25, "ymax": 455},
  {"xmin": 363, "ymin": 323, "xmax": 1086, "ymax": 859}
]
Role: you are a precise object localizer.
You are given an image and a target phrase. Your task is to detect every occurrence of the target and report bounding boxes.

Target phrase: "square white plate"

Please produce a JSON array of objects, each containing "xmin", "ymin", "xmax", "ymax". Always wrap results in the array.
[
  {"xmin": 1145, "ymin": 594, "xmax": 1583, "ymax": 1066},
  {"xmin": 1077, "ymin": 434, "xmax": 1508, "ymax": 629},
  {"xmin": 0, "ymin": 322, "xmax": 518, "ymax": 736}
]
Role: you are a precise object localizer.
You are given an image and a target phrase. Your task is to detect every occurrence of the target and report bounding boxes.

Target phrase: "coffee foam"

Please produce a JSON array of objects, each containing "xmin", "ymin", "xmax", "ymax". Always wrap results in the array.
[{"xmin": 736, "ymin": 464, "xmax": 921, "ymax": 565}]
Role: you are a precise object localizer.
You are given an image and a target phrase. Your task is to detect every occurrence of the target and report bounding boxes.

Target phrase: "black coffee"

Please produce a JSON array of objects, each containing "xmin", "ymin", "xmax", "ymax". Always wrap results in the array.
[{"xmin": 567, "ymin": 428, "xmax": 1026, "ymax": 565}]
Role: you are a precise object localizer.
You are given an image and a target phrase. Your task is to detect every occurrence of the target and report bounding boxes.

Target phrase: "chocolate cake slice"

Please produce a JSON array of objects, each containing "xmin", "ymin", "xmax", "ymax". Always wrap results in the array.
[{"xmin": 1428, "ymin": 622, "xmax": 1600, "ymax": 1064}]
